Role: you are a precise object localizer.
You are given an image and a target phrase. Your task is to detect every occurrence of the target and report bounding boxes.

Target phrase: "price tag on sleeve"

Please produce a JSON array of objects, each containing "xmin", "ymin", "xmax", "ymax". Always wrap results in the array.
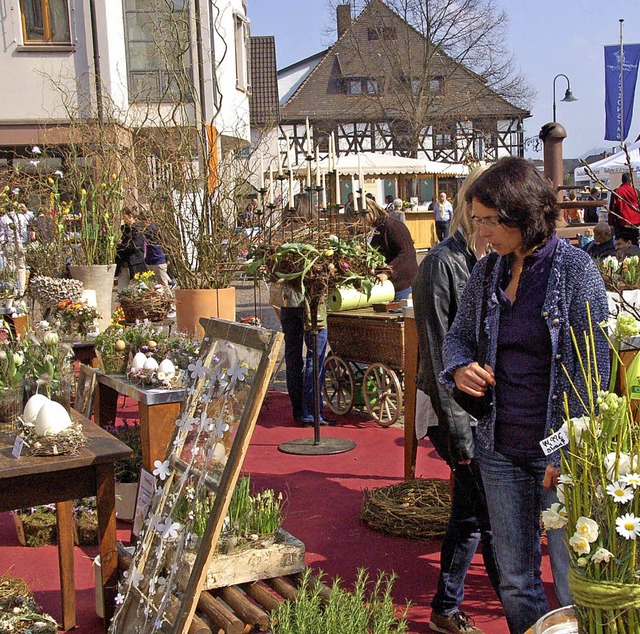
[
  {"xmin": 539, "ymin": 428, "xmax": 569, "ymax": 456},
  {"xmin": 11, "ymin": 436, "xmax": 25, "ymax": 459}
]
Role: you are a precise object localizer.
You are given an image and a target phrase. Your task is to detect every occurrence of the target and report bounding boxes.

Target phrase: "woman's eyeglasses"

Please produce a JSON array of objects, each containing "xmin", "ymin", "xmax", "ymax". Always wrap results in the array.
[{"xmin": 471, "ymin": 216, "xmax": 501, "ymax": 228}]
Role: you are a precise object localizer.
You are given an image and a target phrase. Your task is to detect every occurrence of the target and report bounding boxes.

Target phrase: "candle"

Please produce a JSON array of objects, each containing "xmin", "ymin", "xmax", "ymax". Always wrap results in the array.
[
  {"xmin": 289, "ymin": 171, "xmax": 294, "ymax": 209},
  {"xmin": 328, "ymin": 134, "xmax": 333, "ymax": 172},
  {"xmin": 259, "ymin": 153, "xmax": 264, "ymax": 190},
  {"xmin": 277, "ymin": 144, "xmax": 283, "ymax": 177},
  {"xmin": 306, "ymin": 160, "xmax": 312, "ymax": 189},
  {"xmin": 351, "ymin": 175, "xmax": 358, "ymax": 212},
  {"xmin": 315, "ymin": 146, "xmax": 321, "ymax": 186},
  {"xmin": 306, "ymin": 118, "xmax": 312, "ymax": 156},
  {"xmin": 335, "ymin": 160, "xmax": 340, "ymax": 206},
  {"xmin": 321, "ymin": 171, "xmax": 327, "ymax": 208},
  {"xmin": 332, "ymin": 132, "xmax": 337, "ymax": 166},
  {"xmin": 284, "ymin": 130, "xmax": 292, "ymax": 171},
  {"xmin": 268, "ymin": 164, "xmax": 274, "ymax": 205}
]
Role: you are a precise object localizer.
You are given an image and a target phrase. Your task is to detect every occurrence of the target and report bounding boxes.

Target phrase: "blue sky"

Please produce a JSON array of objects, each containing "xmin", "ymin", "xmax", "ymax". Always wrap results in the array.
[{"xmin": 247, "ymin": 0, "xmax": 640, "ymax": 159}]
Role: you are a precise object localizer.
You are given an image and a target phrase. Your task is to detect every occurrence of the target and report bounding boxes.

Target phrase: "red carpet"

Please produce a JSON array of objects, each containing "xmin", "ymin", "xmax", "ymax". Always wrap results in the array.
[{"xmin": 0, "ymin": 391, "xmax": 559, "ymax": 632}]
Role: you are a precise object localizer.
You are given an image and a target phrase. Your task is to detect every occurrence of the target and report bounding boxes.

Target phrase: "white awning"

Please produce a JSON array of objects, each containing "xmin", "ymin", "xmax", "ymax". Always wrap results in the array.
[
  {"xmin": 574, "ymin": 142, "xmax": 640, "ymax": 181},
  {"xmin": 293, "ymin": 152, "xmax": 469, "ymax": 177}
]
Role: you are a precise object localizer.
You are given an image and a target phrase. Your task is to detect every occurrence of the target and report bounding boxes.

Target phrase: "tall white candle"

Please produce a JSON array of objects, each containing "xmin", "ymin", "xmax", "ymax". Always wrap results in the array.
[
  {"xmin": 284, "ymin": 130, "xmax": 292, "ymax": 171},
  {"xmin": 259, "ymin": 153, "xmax": 264, "ymax": 190},
  {"xmin": 268, "ymin": 164, "xmax": 274, "ymax": 205},
  {"xmin": 289, "ymin": 171, "xmax": 294, "ymax": 209},
  {"xmin": 277, "ymin": 144, "xmax": 283, "ymax": 177},
  {"xmin": 306, "ymin": 118, "xmax": 312, "ymax": 156},
  {"xmin": 315, "ymin": 146, "xmax": 321, "ymax": 186},
  {"xmin": 321, "ymin": 171, "xmax": 327, "ymax": 208},
  {"xmin": 351, "ymin": 175, "xmax": 358, "ymax": 212},
  {"xmin": 306, "ymin": 160, "xmax": 312, "ymax": 189}
]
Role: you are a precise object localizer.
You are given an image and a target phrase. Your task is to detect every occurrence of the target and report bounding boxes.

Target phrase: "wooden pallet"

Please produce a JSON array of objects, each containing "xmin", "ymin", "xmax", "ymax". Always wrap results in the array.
[{"xmin": 117, "ymin": 543, "xmax": 328, "ymax": 633}]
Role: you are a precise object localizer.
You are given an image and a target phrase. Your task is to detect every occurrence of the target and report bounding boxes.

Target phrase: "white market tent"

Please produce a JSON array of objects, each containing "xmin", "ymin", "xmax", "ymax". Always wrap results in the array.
[
  {"xmin": 574, "ymin": 142, "xmax": 640, "ymax": 182},
  {"xmin": 294, "ymin": 151, "xmax": 469, "ymax": 177}
]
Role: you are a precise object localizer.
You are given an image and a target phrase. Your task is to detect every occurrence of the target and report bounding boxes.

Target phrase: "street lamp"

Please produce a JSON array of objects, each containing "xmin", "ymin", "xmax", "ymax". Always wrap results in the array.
[{"xmin": 552, "ymin": 73, "xmax": 577, "ymax": 122}]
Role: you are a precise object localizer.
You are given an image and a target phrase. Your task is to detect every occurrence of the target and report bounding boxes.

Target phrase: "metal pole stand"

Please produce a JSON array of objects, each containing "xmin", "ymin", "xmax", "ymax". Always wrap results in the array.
[{"xmin": 279, "ymin": 302, "xmax": 356, "ymax": 456}]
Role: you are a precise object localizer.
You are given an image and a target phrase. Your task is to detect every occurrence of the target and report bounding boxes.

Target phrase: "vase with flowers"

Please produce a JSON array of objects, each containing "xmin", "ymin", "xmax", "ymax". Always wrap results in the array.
[
  {"xmin": 0, "ymin": 331, "xmax": 26, "ymax": 436},
  {"xmin": 55, "ymin": 299, "xmax": 100, "ymax": 338},
  {"xmin": 541, "ymin": 310, "xmax": 640, "ymax": 632}
]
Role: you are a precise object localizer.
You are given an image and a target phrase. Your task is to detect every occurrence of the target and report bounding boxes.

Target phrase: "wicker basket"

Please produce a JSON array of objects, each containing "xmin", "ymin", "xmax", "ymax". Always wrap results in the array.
[
  {"xmin": 100, "ymin": 350, "xmax": 129, "ymax": 375},
  {"xmin": 119, "ymin": 290, "xmax": 173, "ymax": 323},
  {"xmin": 361, "ymin": 478, "xmax": 451, "ymax": 540}
]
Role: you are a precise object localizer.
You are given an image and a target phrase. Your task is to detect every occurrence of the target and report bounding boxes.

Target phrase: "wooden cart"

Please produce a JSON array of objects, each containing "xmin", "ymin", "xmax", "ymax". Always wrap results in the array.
[{"xmin": 323, "ymin": 308, "xmax": 405, "ymax": 426}]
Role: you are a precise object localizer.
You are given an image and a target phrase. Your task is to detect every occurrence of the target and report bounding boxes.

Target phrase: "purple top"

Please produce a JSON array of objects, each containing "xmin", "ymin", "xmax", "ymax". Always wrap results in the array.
[{"xmin": 494, "ymin": 235, "xmax": 558, "ymax": 458}]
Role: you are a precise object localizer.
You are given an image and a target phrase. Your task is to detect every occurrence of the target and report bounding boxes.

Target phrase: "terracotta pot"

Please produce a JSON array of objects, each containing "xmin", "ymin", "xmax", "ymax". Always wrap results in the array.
[
  {"xmin": 174, "ymin": 287, "xmax": 236, "ymax": 338},
  {"xmin": 68, "ymin": 264, "xmax": 116, "ymax": 333}
]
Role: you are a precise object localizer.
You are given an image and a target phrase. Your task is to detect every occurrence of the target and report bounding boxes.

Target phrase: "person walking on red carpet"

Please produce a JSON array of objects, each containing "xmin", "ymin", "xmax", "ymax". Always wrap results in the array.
[{"xmin": 413, "ymin": 166, "xmax": 500, "ymax": 634}]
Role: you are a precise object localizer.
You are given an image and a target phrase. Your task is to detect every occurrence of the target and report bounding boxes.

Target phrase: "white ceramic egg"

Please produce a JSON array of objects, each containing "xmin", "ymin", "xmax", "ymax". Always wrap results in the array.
[
  {"xmin": 23, "ymin": 393, "xmax": 50, "ymax": 423},
  {"xmin": 34, "ymin": 401, "xmax": 73, "ymax": 436},
  {"xmin": 157, "ymin": 358, "xmax": 176, "ymax": 378},
  {"xmin": 131, "ymin": 352, "xmax": 147, "ymax": 370},
  {"xmin": 143, "ymin": 356, "xmax": 159, "ymax": 371}
]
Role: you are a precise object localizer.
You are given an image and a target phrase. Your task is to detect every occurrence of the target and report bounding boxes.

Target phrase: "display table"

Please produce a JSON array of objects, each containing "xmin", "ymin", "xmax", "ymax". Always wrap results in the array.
[
  {"xmin": 93, "ymin": 371, "xmax": 185, "ymax": 471},
  {"xmin": 0, "ymin": 412, "xmax": 131, "ymax": 630},
  {"xmin": 404, "ymin": 209, "xmax": 437, "ymax": 249}
]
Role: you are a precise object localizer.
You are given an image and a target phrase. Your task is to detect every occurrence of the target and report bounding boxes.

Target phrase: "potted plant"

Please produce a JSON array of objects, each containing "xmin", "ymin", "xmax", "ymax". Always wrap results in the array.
[
  {"xmin": 105, "ymin": 420, "xmax": 143, "ymax": 522},
  {"xmin": 117, "ymin": 271, "xmax": 174, "ymax": 323},
  {"xmin": 54, "ymin": 299, "xmax": 100, "ymax": 338}
]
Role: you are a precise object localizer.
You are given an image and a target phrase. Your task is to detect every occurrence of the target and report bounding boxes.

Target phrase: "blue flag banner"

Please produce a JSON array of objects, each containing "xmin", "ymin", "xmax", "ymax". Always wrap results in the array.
[{"xmin": 604, "ymin": 43, "xmax": 640, "ymax": 141}]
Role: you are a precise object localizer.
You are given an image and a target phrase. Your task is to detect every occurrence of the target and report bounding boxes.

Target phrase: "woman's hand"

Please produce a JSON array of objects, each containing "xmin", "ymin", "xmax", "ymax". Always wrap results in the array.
[
  {"xmin": 453, "ymin": 362, "xmax": 495, "ymax": 397},
  {"xmin": 543, "ymin": 465, "xmax": 559, "ymax": 490},
  {"xmin": 377, "ymin": 272, "xmax": 389, "ymax": 284}
]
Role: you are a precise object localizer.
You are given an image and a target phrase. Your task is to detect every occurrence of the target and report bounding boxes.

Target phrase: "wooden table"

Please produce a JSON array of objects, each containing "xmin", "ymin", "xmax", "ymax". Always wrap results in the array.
[
  {"xmin": 93, "ymin": 371, "xmax": 185, "ymax": 471},
  {"xmin": 0, "ymin": 413, "xmax": 131, "ymax": 630}
]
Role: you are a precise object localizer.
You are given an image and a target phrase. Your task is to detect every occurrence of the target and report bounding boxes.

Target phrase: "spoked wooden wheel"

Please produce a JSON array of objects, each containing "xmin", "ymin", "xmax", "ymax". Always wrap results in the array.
[
  {"xmin": 323, "ymin": 355, "xmax": 355, "ymax": 415},
  {"xmin": 363, "ymin": 363, "xmax": 403, "ymax": 427}
]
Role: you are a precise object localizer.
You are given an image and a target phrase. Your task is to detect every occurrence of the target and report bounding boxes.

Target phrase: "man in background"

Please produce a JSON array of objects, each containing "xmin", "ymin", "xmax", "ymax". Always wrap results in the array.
[
  {"xmin": 433, "ymin": 191, "xmax": 453, "ymax": 242},
  {"xmin": 609, "ymin": 173, "xmax": 640, "ymax": 235}
]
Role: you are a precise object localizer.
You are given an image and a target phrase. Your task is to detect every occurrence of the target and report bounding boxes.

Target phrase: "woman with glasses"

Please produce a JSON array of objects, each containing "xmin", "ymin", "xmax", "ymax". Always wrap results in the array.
[{"xmin": 441, "ymin": 157, "xmax": 610, "ymax": 634}]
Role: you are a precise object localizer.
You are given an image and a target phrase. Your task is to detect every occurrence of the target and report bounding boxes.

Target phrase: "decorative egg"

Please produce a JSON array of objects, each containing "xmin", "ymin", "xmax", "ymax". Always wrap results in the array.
[
  {"xmin": 158, "ymin": 359, "xmax": 175, "ymax": 378},
  {"xmin": 23, "ymin": 394, "xmax": 50, "ymax": 423},
  {"xmin": 131, "ymin": 352, "xmax": 147, "ymax": 370},
  {"xmin": 147, "ymin": 340, "xmax": 157, "ymax": 349},
  {"xmin": 35, "ymin": 401, "xmax": 72, "ymax": 436},
  {"xmin": 115, "ymin": 340, "xmax": 126, "ymax": 351},
  {"xmin": 143, "ymin": 357, "xmax": 159, "ymax": 371}
]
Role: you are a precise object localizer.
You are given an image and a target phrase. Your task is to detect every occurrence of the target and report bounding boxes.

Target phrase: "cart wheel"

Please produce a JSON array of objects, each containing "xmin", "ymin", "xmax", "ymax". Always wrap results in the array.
[
  {"xmin": 363, "ymin": 363, "xmax": 403, "ymax": 427},
  {"xmin": 323, "ymin": 355, "xmax": 355, "ymax": 415}
]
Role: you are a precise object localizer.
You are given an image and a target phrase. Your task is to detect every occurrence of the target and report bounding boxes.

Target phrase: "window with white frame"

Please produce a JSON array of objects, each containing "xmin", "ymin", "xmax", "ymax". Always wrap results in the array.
[
  {"xmin": 234, "ymin": 13, "xmax": 251, "ymax": 92},
  {"xmin": 124, "ymin": 0, "xmax": 192, "ymax": 103},
  {"xmin": 20, "ymin": 0, "xmax": 70, "ymax": 44}
]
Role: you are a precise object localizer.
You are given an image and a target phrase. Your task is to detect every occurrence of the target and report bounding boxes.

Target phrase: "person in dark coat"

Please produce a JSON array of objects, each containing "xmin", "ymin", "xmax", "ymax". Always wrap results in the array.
[
  {"xmin": 584, "ymin": 222, "xmax": 616, "ymax": 260},
  {"xmin": 141, "ymin": 212, "xmax": 170, "ymax": 288},
  {"xmin": 413, "ymin": 166, "xmax": 500, "ymax": 634},
  {"xmin": 115, "ymin": 207, "xmax": 147, "ymax": 291},
  {"xmin": 363, "ymin": 198, "xmax": 418, "ymax": 301}
]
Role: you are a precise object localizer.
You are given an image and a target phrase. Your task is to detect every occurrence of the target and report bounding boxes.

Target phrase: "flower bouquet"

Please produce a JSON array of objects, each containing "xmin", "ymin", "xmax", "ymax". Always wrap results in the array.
[
  {"xmin": 542, "ymin": 312, "xmax": 640, "ymax": 632},
  {"xmin": 55, "ymin": 299, "xmax": 100, "ymax": 337},
  {"xmin": 117, "ymin": 271, "xmax": 174, "ymax": 323}
]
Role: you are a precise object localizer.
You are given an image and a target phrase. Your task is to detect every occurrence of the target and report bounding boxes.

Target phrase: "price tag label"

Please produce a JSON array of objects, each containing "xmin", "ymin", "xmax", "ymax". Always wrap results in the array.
[
  {"xmin": 11, "ymin": 436, "xmax": 25, "ymax": 459},
  {"xmin": 540, "ymin": 428, "xmax": 569, "ymax": 456}
]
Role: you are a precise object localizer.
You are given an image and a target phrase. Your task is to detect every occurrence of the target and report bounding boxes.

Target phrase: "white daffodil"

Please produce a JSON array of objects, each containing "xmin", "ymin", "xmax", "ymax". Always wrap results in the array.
[
  {"xmin": 607, "ymin": 481, "xmax": 635, "ymax": 504},
  {"xmin": 592, "ymin": 547, "xmax": 614, "ymax": 564},
  {"xmin": 577, "ymin": 557, "xmax": 588, "ymax": 567},
  {"xmin": 575, "ymin": 516, "xmax": 599, "ymax": 542},
  {"xmin": 561, "ymin": 416, "xmax": 591, "ymax": 446},
  {"xmin": 622, "ymin": 472, "xmax": 640, "ymax": 488},
  {"xmin": 616, "ymin": 513, "xmax": 640, "ymax": 540},
  {"xmin": 152, "ymin": 459, "xmax": 171, "ymax": 481},
  {"xmin": 558, "ymin": 474, "xmax": 574, "ymax": 486},
  {"xmin": 12, "ymin": 352, "xmax": 23, "ymax": 366},
  {"xmin": 605, "ymin": 452, "xmax": 636, "ymax": 481},
  {"xmin": 602, "ymin": 255, "xmax": 620, "ymax": 273},
  {"xmin": 542, "ymin": 503, "xmax": 568, "ymax": 530},
  {"xmin": 569, "ymin": 533, "xmax": 591, "ymax": 555}
]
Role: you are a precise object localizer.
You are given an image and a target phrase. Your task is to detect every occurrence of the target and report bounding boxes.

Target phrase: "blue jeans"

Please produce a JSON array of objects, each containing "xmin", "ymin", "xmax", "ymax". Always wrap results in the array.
[
  {"xmin": 394, "ymin": 286, "xmax": 412, "ymax": 302},
  {"xmin": 280, "ymin": 307, "xmax": 327, "ymax": 421},
  {"xmin": 428, "ymin": 426, "xmax": 501, "ymax": 616},
  {"xmin": 475, "ymin": 444, "xmax": 571, "ymax": 634}
]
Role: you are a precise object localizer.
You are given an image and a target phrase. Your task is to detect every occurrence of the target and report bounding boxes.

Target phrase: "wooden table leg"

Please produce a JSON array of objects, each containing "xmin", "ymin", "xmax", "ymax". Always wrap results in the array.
[
  {"xmin": 96, "ymin": 463, "xmax": 118, "ymax": 629},
  {"xmin": 403, "ymin": 316, "xmax": 419, "ymax": 480},
  {"xmin": 55, "ymin": 500, "xmax": 76, "ymax": 631},
  {"xmin": 94, "ymin": 382, "xmax": 119, "ymax": 428},
  {"xmin": 139, "ymin": 402, "xmax": 182, "ymax": 472}
]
